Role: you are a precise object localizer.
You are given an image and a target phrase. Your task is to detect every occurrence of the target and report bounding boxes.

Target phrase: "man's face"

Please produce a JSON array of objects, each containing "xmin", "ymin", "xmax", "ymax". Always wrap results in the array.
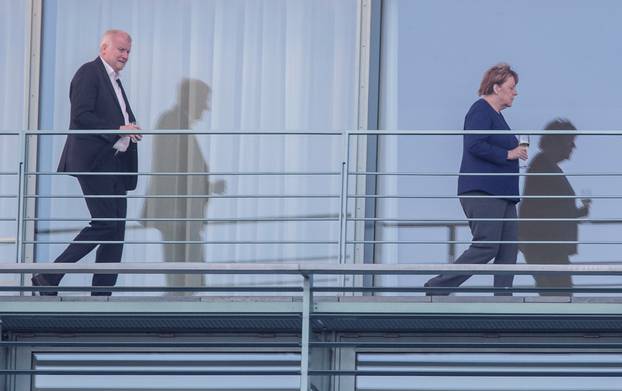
[{"xmin": 101, "ymin": 33, "xmax": 132, "ymax": 73}]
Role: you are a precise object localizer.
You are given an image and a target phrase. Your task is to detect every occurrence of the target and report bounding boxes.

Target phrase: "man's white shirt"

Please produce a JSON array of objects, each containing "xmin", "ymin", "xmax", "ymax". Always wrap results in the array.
[{"xmin": 100, "ymin": 56, "xmax": 131, "ymax": 152}]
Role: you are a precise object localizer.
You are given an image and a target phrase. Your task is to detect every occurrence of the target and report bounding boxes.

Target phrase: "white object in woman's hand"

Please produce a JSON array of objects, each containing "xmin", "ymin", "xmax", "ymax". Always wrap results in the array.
[{"xmin": 507, "ymin": 145, "xmax": 528, "ymax": 161}]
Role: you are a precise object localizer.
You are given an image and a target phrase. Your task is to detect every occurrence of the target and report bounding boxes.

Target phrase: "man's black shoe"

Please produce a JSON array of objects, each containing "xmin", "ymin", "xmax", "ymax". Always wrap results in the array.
[
  {"xmin": 423, "ymin": 282, "xmax": 433, "ymax": 297},
  {"xmin": 31, "ymin": 274, "xmax": 58, "ymax": 296},
  {"xmin": 424, "ymin": 282, "xmax": 452, "ymax": 296}
]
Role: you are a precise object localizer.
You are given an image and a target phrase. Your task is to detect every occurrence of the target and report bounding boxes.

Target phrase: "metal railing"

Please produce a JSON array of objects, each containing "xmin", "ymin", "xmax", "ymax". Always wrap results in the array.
[
  {"xmin": 0, "ymin": 129, "xmax": 621, "ymax": 294},
  {"xmin": 3, "ymin": 128, "xmax": 622, "ymax": 390}
]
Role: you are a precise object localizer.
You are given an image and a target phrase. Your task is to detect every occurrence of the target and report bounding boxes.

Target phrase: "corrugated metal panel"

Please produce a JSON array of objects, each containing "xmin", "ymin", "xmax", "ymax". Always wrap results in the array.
[
  {"xmin": 1, "ymin": 315, "xmax": 302, "ymax": 333},
  {"xmin": 311, "ymin": 315, "xmax": 622, "ymax": 333},
  {"xmin": 3, "ymin": 314, "xmax": 622, "ymax": 333}
]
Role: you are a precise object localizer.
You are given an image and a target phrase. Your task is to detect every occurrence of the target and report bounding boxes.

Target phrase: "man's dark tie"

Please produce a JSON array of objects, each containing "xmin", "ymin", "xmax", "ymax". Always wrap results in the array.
[
  {"xmin": 116, "ymin": 78, "xmax": 127, "ymax": 98},
  {"xmin": 115, "ymin": 78, "xmax": 132, "ymax": 117}
]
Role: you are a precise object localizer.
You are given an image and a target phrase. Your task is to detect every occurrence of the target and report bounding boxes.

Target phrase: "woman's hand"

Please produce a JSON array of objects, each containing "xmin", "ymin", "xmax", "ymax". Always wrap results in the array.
[{"xmin": 507, "ymin": 145, "xmax": 528, "ymax": 161}]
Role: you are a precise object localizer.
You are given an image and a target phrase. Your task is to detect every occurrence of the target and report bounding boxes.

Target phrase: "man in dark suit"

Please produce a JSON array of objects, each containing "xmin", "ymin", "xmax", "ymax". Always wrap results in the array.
[{"xmin": 32, "ymin": 29, "xmax": 141, "ymax": 296}]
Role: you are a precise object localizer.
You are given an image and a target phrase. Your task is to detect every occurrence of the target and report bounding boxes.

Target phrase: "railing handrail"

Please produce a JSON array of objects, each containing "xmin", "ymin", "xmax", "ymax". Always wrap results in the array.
[
  {"xmin": 23, "ymin": 129, "xmax": 344, "ymax": 135},
  {"xmin": 16, "ymin": 129, "xmax": 622, "ymax": 135},
  {"xmin": 4, "ymin": 128, "xmax": 622, "ymax": 283},
  {"xmin": 346, "ymin": 130, "xmax": 622, "ymax": 135},
  {"xmin": 2, "ymin": 262, "xmax": 622, "ymax": 275}
]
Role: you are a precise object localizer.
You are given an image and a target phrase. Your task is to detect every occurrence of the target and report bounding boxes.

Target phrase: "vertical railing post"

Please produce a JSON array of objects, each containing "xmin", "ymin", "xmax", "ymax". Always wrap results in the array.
[
  {"xmin": 300, "ymin": 273, "xmax": 313, "ymax": 391},
  {"xmin": 338, "ymin": 160, "xmax": 345, "ymax": 264},
  {"xmin": 338, "ymin": 131, "xmax": 351, "ymax": 265},
  {"xmin": 15, "ymin": 130, "xmax": 27, "ymax": 293}
]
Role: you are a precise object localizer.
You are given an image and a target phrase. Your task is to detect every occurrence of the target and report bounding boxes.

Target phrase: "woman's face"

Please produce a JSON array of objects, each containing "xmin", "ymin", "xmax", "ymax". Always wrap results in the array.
[{"xmin": 494, "ymin": 77, "xmax": 518, "ymax": 110}]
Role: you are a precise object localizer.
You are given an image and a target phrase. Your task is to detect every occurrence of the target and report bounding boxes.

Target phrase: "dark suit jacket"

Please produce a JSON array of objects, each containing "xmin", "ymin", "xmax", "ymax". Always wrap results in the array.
[
  {"xmin": 58, "ymin": 57, "xmax": 138, "ymax": 191},
  {"xmin": 457, "ymin": 98, "xmax": 519, "ymax": 203}
]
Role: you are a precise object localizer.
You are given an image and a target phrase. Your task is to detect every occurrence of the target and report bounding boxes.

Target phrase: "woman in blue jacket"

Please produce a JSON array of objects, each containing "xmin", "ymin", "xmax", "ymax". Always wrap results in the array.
[{"xmin": 425, "ymin": 63, "xmax": 528, "ymax": 295}]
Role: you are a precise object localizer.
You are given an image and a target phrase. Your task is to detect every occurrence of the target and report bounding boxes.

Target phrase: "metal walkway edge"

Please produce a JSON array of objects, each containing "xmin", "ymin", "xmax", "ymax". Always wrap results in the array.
[{"xmin": 1, "ymin": 295, "xmax": 621, "ymax": 333}]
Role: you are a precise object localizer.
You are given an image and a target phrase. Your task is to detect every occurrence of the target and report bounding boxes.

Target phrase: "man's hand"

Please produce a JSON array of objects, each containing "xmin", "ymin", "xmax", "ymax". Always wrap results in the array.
[
  {"xmin": 119, "ymin": 124, "xmax": 142, "ymax": 142},
  {"xmin": 507, "ymin": 145, "xmax": 528, "ymax": 161}
]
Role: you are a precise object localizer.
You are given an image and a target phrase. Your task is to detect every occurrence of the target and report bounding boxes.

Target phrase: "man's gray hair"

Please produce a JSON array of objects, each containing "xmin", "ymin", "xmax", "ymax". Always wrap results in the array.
[{"xmin": 99, "ymin": 29, "xmax": 131, "ymax": 50}]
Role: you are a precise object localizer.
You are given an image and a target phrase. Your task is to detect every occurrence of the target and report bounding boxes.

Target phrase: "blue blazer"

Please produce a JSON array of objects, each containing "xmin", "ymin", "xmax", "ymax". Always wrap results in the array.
[
  {"xmin": 457, "ymin": 98, "xmax": 519, "ymax": 202},
  {"xmin": 58, "ymin": 57, "xmax": 138, "ymax": 191}
]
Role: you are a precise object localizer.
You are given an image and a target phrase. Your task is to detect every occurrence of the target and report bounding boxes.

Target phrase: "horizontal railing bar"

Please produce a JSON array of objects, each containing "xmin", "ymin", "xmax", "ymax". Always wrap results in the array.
[
  {"xmin": 384, "ymin": 221, "xmax": 622, "ymax": 228},
  {"xmin": 0, "ymin": 171, "xmax": 18, "ymax": 175},
  {"xmin": 312, "ymin": 342, "xmax": 622, "ymax": 348},
  {"xmin": 30, "ymin": 171, "xmax": 622, "ymax": 177},
  {"xmin": 27, "ymin": 217, "xmax": 621, "ymax": 223},
  {"xmin": 6, "ymin": 286, "xmax": 303, "ymax": 293},
  {"xmin": 24, "ymin": 240, "xmax": 337, "ymax": 245},
  {"xmin": 27, "ymin": 170, "xmax": 622, "ymax": 177},
  {"xmin": 39, "ymin": 389, "xmax": 295, "ymax": 391},
  {"xmin": 346, "ymin": 130, "xmax": 622, "ymax": 135},
  {"xmin": 347, "ymin": 195, "xmax": 622, "ymax": 199},
  {"xmin": 384, "ymin": 223, "xmax": 614, "ymax": 228},
  {"xmin": 0, "ymin": 369, "xmax": 302, "ymax": 375},
  {"xmin": 22, "ymin": 194, "xmax": 618, "ymax": 200},
  {"xmin": 352, "ymin": 218, "xmax": 619, "ymax": 222},
  {"xmin": 348, "ymin": 171, "xmax": 622, "ymax": 176},
  {"xmin": 24, "ymin": 129, "xmax": 622, "ymax": 136},
  {"xmin": 360, "ymin": 389, "xmax": 614, "ymax": 391},
  {"xmin": 29, "ymin": 233, "xmax": 498, "ymax": 243},
  {"xmin": 1, "ymin": 341, "xmax": 301, "ymax": 347},
  {"xmin": 347, "ymin": 240, "xmax": 622, "ymax": 245},
  {"xmin": 310, "ymin": 286, "xmax": 620, "ymax": 293},
  {"xmin": 28, "ymin": 217, "xmax": 339, "ymax": 222},
  {"xmin": 4, "ymin": 285, "xmax": 620, "ymax": 294},
  {"xmin": 2, "ymin": 262, "xmax": 622, "ymax": 275},
  {"xmin": 308, "ymin": 369, "xmax": 622, "ymax": 377},
  {"xmin": 30, "ymin": 171, "xmax": 340, "ymax": 176},
  {"xmin": 26, "ymin": 129, "xmax": 343, "ymax": 135},
  {"xmin": 26, "ymin": 194, "xmax": 339, "ymax": 199}
]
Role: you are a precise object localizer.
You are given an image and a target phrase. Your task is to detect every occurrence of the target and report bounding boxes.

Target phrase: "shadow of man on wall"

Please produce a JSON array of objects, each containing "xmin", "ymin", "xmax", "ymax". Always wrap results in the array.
[
  {"xmin": 519, "ymin": 118, "xmax": 590, "ymax": 296},
  {"xmin": 141, "ymin": 79, "xmax": 225, "ymax": 295}
]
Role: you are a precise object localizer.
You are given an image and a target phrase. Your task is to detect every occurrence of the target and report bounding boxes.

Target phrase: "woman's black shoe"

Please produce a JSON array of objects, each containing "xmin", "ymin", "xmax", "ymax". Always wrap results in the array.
[{"xmin": 31, "ymin": 274, "xmax": 58, "ymax": 296}]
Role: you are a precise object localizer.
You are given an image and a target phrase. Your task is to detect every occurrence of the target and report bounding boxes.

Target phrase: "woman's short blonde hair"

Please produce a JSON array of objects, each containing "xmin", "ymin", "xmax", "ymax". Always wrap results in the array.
[{"xmin": 478, "ymin": 63, "xmax": 518, "ymax": 96}]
